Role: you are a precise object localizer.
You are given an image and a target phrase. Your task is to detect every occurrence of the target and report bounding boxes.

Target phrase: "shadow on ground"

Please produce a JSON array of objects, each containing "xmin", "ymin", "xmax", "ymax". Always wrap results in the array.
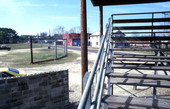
[{"xmin": 62, "ymin": 102, "xmax": 78, "ymax": 109}]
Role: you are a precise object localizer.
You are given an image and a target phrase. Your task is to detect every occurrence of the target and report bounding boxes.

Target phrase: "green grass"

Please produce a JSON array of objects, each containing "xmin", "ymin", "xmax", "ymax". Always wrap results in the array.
[
  {"xmin": 1, "ymin": 43, "xmax": 40, "ymax": 49},
  {"xmin": 33, "ymin": 48, "xmax": 65, "ymax": 61}
]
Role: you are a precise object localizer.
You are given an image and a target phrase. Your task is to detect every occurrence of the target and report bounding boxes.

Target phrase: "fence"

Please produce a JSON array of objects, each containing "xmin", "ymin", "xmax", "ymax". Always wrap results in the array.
[{"xmin": 30, "ymin": 37, "xmax": 67, "ymax": 64}]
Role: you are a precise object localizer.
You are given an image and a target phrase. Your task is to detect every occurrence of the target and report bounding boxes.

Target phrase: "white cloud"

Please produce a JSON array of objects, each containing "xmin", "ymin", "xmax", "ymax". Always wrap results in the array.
[
  {"xmin": 0, "ymin": 0, "xmax": 59, "ymax": 8},
  {"xmin": 0, "ymin": 0, "xmax": 22, "ymax": 18},
  {"xmin": 47, "ymin": 16, "xmax": 79, "ymax": 21},
  {"xmin": 17, "ymin": 1, "xmax": 44, "ymax": 7},
  {"xmin": 16, "ymin": 1, "xmax": 59, "ymax": 7}
]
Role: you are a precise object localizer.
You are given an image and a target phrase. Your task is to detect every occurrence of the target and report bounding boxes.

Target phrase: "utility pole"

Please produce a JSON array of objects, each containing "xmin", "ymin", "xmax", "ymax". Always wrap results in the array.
[{"xmin": 80, "ymin": 0, "xmax": 88, "ymax": 93}]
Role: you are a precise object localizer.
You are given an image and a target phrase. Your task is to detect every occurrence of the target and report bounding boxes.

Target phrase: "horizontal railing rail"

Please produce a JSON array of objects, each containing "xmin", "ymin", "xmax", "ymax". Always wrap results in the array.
[{"xmin": 111, "ymin": 11, "xmax": 170, "ymax": 16}]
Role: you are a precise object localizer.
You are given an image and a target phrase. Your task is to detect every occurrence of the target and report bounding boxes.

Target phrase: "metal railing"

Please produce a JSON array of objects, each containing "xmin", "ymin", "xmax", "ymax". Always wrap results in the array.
[{"xmin": 78, "ymin": 17, "xmax": 112, "ymax": 109}]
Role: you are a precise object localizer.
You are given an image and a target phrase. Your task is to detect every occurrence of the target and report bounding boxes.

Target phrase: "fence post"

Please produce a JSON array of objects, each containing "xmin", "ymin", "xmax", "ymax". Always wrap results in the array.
[
  {"xmin": 55, "ymin": 40, "xmax": 57, "ymax": 59},
  {"xmin": 64, "ymin": 39, "xmax": 67, "ymax": 56},
  {"xmin": 30, "ymin": 37, "xmax": 33, "ymax": 64}
]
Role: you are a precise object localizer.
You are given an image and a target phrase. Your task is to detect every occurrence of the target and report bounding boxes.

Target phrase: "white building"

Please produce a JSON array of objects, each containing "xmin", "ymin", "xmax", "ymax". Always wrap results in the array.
[
  {"xmin": 89, "ymin": 30, "xmax": 126, "ymax": 48},
  {"xmin": 89, "ymin": 32, "xmax": 103, "ymax": 48}
]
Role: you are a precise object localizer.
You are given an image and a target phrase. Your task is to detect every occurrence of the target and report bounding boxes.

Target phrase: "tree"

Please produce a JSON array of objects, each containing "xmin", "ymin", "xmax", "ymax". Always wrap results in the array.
[
  {"xmin": 69, "ymin": 26, "xmax": 91, "ymax": 34},
  {"xmin": 53, "ymin": 26, "xmax": 66, "ymax": 39},
  {"xmin": 0, "ymin": 28, "xmax": 19, "ymax": 44},
  {"xmin": 40, "ymin": 32, "xmax": 48, "ymax": 38},
  {"xmin": 69, "ymin": 26, "xmax": 80, "ymax": 33}
]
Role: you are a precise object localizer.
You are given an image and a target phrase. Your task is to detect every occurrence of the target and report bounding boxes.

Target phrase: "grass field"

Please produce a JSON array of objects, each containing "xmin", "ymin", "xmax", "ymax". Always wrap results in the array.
[
  {"xmin": 0, "ymin": 44, "xmax": 79, "ymax": 68},
  {"xmin": 32, "ymin": 47, "xmax": 66, "ymax": 62},
  {"xmin": 2, "ymin": 43, "xmax": 40, "ymax": 49}
]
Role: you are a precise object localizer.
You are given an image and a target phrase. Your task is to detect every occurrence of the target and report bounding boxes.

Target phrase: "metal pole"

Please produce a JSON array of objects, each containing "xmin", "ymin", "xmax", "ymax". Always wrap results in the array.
[
  {"xmin": 55, "ymin": 39, "xmax": 57, "ymax": 59},
  {"xmin": 80, "ymin": 0, "xmax": 88, "ymax": 93},
  {"xmin": 30, "ymin": 37, "xmax": 33, "ymax": 64},
  {"xmin": 64, "ymin": 39, "xmax": 67, "ymax": 56},
  {"xmin": 99, "ymin": 5, "xmax": 103, "ymax": 36},
  {"xmin": 151, "ymin": 13, "xmax": 154, "ymax": 37}
]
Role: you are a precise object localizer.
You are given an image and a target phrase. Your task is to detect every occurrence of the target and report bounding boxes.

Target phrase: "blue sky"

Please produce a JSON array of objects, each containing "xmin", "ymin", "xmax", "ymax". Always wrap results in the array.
[{"xmin": 0, "ymin": 0, "xmax": 170, "ymax": 35}]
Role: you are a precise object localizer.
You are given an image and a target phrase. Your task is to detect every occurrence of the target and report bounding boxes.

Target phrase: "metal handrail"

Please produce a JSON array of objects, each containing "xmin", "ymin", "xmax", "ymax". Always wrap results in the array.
[{"xmin": 78, "ymin": 17, "xmax": 112, "ymax": 109}]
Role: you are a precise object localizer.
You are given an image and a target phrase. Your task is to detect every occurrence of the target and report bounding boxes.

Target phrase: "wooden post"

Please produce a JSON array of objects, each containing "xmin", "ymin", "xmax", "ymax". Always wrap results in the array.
[
  {"xmin": 80, "ymin": 0, "xmax": 88, "ymax": 93},
  {"xmin": 30, "ymin": 37, "xmax": 33, "ymax": 64},
  {"xmin": 99, "ymin": 5, "xmax": 103, "ymax": 36}
]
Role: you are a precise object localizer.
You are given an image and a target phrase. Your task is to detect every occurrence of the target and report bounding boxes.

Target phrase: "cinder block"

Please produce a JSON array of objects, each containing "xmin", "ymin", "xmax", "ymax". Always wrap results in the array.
[
  {"xmin": 18, "ymin": 83, "xmax": 29, "ymax": 91},
  {"xmin": 6, "ymin": 98, "xmax": 18, "ymax": 103},
  {"xmin": 0, "ymin": 80, "xmax": 6, "ymax": 84},
  {"xmin": 7, "ymin": 78, "xmax": 18, "ymax": 83},
  {"xmin": 12, "ymin": 100, "xmax": 23, "ymax": 107},
  {"xmin": 0, "ymin": 104, "xmax": 12, "ymax": 109},
  {"xmin": 11, "ymin": 92, "xmax": 22, "ymax": 97},
  {"xmin": 39, "ymin": 81, "xmax": 48, "ymax": 86},
  {"xmin": 23, "ymin": 90, "xmax": 33, "ymax": 95}
]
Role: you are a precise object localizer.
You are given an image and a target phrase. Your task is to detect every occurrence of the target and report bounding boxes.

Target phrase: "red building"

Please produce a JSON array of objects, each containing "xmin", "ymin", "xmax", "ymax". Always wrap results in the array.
[
  {"xmin": 62, "ymin": 33, "xmax": 91, "ymax": 46},
  {"xmin": 62, "ymin": 33, "xmax": 81, "ymax": 46}
]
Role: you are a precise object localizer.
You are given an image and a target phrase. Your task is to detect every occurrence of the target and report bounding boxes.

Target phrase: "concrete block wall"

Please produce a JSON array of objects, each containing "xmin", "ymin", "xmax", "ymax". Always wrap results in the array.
[{"xmin": 0, "ymin": 70, "xmax": 69, "ymax": 109}]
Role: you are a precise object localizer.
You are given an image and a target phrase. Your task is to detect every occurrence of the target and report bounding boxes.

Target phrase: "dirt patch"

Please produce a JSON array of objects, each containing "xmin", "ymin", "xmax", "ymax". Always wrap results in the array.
[{"xmin": 0, "ymin": 51, "xmax": 10, "ymax": 56}]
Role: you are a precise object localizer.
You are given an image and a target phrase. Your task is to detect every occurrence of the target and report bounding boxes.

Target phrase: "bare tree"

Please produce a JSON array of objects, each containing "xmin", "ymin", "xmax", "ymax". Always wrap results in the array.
[
  {"xmin": 69, "ymin": 26, "xmax": 80, "ymax": 33},
  {"xmin": 69, "ymin": 26, "xmax": 91, "ymax": 34},
  {"xmin": 53, "ymin": 25, "xmax": 66, "ymax": 38}
]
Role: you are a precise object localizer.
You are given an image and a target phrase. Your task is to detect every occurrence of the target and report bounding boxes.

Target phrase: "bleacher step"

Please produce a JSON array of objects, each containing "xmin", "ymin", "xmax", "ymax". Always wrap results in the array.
[
  {"xmin": 107, "ymin": 73, "xmax": 170, "ymax": 81},
  {"xmin": 102, "ymin": 95, "xmax": 170, "ymax": 109}
]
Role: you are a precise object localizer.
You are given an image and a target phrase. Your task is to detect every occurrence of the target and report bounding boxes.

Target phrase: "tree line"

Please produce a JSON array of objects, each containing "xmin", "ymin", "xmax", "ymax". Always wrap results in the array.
[
  {"xmin": 0, "ymin": 26, "xmax": 90, "ymax": 44},
  {"xmin": 0, "ymin": 28, "xmax": 19, "ymax": 44}
]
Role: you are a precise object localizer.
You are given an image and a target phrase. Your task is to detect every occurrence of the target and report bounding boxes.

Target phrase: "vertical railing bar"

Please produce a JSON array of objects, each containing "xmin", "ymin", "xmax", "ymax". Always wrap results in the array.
[{"xmin": 151, "ymin": 13, "xmax": 154, "ymax": 37}]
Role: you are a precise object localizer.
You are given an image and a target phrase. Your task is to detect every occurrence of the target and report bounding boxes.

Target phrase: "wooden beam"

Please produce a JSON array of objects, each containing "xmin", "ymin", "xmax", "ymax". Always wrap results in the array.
[
  {"xmin": 99, "ymin": 5, "xmax": 103, "ymax": 36},
  {"xmin": 112, "ymin": 18, "xmax": 170, "ymax": 23},
  {"xmin": 80, "ymin": 0, "xmax": 88, "ymax": 93}
]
